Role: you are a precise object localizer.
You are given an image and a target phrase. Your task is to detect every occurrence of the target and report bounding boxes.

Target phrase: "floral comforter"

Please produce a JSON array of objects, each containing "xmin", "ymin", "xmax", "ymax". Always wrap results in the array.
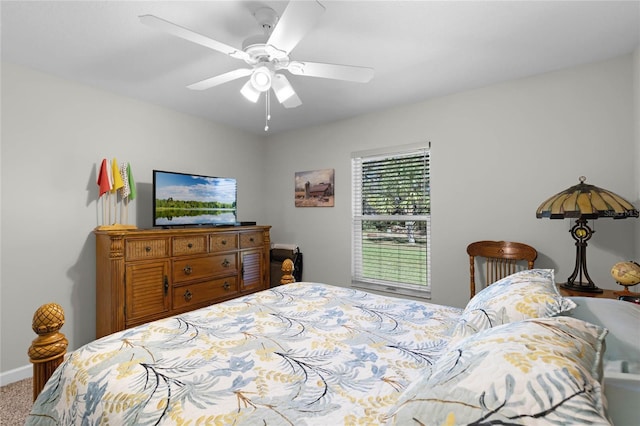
[{"xmin": 27, "ymin": 282, "xmax": 462, "ymax": 425}]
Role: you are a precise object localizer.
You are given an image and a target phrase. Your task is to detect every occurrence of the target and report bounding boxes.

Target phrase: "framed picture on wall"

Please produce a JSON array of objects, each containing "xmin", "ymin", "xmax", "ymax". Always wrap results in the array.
[{"xmin": 295, "ymin": 169, "xmax": 335, "ymax": 207}]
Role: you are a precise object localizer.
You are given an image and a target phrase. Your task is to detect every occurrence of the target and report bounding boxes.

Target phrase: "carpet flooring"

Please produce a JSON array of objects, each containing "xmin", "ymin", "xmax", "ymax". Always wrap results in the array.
[{"xmin": 0, "ymin": 377, "xmax": 33, "ymax": 425}]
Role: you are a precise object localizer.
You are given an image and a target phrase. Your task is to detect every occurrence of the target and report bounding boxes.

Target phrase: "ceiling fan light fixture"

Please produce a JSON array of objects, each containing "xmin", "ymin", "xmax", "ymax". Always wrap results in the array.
[
  {"xmin": 240, "ymin": 80, "xmax": 261, "ymax": 103},
  {"xmin": 272, "ymin": 74, "xmax": 295, "ymax": 102},
  {"xmin": 250, "ymin": 66, "xmax": 273, "ymax": 92}
]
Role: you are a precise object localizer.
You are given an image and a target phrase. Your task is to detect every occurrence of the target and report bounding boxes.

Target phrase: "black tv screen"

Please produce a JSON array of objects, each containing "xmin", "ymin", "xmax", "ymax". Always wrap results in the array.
[{"xmin": 153, "ymin": 170, "xmax": 237, "ymax": 227}]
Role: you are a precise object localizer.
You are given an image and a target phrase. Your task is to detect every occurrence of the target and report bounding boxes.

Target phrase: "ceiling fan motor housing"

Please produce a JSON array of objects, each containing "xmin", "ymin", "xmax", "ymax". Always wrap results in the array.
[
  {"xmin": 242, "ymin": 36, "xmax": 288, "ymax": 66},
  {"xmin": 242, "ymin": 7, "xmax": 288, "ymax": 66}
]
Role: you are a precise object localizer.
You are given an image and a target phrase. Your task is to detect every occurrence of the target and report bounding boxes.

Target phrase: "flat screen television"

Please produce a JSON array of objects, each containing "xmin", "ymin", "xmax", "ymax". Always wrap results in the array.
[{"xmin": 153, "ymin": 170, "xmax": 237, "ymax": 227}]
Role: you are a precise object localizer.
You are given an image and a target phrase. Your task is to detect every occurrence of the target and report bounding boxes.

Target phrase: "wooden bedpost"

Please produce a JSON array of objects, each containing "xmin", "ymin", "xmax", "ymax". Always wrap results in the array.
[
  {"xmin": 280, "ymin": 258, "xmax": 295, "ymax": 284},
  {"xmin": 28, "ymin": 303, "xmax": 68, "ymax": 401}
]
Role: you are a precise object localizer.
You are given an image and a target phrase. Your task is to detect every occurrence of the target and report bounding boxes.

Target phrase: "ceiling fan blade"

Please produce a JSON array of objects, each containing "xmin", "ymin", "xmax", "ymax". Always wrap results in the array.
[
  {"xmin": 287, "ymin": 61, "xmax": 374, "ymax": 83},
  {"xmin": 266, "ymin": 1, "xmax": 325, "ymax": 56},
  {"xmin": 272, "ymin": 74, "xmax": 302, "ymax": 108},
  {"xmin": 187, "ymin": 68, "xmax": 253, "ymax": 91},
  {"xmin": 139, "ymin": 14, "xmax": 249, "ymax": 61}
]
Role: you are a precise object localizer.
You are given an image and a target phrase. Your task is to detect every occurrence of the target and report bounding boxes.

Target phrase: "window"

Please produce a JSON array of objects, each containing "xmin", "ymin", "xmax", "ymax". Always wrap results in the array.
[{"xmin": 351, "ymin": 143, "xmax": 431, "ymax": 298}]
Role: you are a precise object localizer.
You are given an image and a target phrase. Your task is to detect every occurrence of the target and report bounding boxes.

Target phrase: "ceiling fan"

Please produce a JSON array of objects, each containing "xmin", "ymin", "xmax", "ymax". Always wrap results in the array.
[{"xmin": 140, "ymin": 1, "xmax": 374, "ymax": 130}]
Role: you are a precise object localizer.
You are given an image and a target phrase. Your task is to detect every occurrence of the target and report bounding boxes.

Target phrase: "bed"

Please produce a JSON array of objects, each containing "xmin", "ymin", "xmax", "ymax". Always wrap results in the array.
[{"xmin": 26, "ymin": 269, "xmax": 622, "ymax": 425}]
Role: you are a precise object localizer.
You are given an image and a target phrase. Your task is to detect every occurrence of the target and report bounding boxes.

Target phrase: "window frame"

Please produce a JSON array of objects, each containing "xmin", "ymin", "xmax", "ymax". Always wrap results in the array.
[{"xmin": 351, "ymin": 142, "xmax": 431, "ymax": 299}]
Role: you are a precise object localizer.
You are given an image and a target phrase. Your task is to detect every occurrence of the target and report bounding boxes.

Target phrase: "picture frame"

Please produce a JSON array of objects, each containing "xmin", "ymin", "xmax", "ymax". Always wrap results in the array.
[{"xmin": 294, "ymin": 169, "xmax": 335, "ymax": 207}]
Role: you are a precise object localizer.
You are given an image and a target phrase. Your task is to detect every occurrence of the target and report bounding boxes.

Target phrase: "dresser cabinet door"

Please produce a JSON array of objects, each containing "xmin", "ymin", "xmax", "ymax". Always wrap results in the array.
[
  {"xmin": 125, "ymin": 260, "xmax": 170, "ymax": 326},
  {"xmin": 240, "ymin": 249, "xmax": 263, "ymax": 293}
]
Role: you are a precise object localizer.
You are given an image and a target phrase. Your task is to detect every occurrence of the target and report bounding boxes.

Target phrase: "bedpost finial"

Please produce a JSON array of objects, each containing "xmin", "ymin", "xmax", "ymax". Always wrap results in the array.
[
  {"xmin": 281, "ymin": 258, "xmax": 295, "ymax": 285},
  {"xmin": 29, "ymin": 303, "xmax": 68, "ymax": 361},
  {"xmin": 32, "ymin": 303, "xmax": 65, "ymax": 335},
  {"xmin": 29, "ymin": 303, "xmax": 69, "ymax": 401}
]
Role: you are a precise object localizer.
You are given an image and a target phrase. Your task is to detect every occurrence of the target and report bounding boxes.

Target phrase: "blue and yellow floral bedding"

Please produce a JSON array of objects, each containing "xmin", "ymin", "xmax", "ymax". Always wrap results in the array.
[
  {"xmin": 27, "ymin": 274, "xmax": 611, "ymax": 425},
  {"xmin": 27, "ymin": 282, "xmax": 462, "ymax": 425}
]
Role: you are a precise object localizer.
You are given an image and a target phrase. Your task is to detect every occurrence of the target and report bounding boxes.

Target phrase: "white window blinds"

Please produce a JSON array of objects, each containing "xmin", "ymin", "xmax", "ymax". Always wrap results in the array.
[{"xmin": 351, "ymin": 144, "xmax": 431, "ymax": 297}]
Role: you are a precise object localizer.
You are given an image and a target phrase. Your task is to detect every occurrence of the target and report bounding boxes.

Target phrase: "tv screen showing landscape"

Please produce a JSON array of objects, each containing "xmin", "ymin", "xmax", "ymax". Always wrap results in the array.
[{"xmin": 153, "ymin": 170, "xmax": 237, "ymax": 227}]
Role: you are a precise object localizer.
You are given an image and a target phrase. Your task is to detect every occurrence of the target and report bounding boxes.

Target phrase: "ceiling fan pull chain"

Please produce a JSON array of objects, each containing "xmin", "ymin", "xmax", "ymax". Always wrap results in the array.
[{"xmin": 265, "ymin": 90, "xmax": 271, "ymax": 132}]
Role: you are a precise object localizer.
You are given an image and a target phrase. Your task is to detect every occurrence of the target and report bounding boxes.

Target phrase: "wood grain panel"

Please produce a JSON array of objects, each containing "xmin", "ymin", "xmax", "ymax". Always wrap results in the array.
[
  {"xmin": 125, "ymin": 238, "xmax": 170, "ymax": 261},
  {"xmin": 125, "ymin": 261, "xmax": 170, "ymax": 324},
  {"xmin": 173, "ymin": 235, "xmax": 207, "ymax": 256}
]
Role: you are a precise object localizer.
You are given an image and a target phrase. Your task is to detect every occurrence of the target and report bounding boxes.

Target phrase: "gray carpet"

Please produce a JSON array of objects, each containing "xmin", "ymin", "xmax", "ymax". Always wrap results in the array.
[{"xmin": 0, "ymin": 377, "xmax": 32, "ymax": 425}]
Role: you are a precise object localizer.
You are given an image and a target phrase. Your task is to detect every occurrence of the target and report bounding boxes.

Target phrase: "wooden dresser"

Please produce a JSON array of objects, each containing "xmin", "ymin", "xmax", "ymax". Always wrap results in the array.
[{"xmin": 95, "ymin": 225, "xmax": 271, "ymax": 338}]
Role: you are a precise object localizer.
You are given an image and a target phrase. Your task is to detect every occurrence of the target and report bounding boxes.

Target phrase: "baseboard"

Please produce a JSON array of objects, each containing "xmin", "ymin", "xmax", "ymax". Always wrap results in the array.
[{"xmin": 0, "ymin": 364, "xmax": 32, "ymax": 386}]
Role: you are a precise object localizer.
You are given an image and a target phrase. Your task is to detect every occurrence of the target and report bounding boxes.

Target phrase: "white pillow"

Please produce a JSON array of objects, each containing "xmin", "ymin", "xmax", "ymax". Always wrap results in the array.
[
  {"xmin": 450, "ymin": 269, "xmax": 576, "ymax": 340},
  {"xmin": 386, "ymin": 316, "xmax": 610, "ymax": 425}
]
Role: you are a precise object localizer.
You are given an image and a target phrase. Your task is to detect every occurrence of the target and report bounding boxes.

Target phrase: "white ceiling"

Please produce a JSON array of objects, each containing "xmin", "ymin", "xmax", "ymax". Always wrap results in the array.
[{"xmin": 2, "ymin": 1, "xmax": 639, "ymax": 136}]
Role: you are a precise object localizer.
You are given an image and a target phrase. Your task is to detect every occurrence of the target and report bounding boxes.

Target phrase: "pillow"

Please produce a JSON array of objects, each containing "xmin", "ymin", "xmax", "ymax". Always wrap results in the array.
[
  {"xmin": 385, "ymin": 316, "xmax": 610, "ymax": 425},
  {"xmin": 450, "ymin": 269, "xmax": 576, "ymax": 340}
]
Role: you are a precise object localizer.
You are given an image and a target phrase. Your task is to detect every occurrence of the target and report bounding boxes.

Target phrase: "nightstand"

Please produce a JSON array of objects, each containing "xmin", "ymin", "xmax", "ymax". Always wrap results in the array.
[{"xmin": 557, "ymin": 285, "xmax": 618, "ymax": 300}]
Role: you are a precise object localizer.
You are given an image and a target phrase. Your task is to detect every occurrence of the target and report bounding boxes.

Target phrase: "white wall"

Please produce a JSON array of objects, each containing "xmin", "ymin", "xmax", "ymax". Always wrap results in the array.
[
  {"xmin": 0, "ymin": 62, "xmax": 265, "ymax": 377},
  {"xmin": 265, "ymin": 54, "xmax": 638, "ymax": 308}
]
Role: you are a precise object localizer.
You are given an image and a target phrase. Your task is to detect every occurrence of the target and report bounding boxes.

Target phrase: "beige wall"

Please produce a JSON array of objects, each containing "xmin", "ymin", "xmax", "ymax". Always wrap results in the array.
[
  {"xmin": 264, "ymin": 54, "xmax": 638, "ymax": 308},
  {"xmin": 1, "ymin": 53, "xmax": 638, "ymax": 380}
]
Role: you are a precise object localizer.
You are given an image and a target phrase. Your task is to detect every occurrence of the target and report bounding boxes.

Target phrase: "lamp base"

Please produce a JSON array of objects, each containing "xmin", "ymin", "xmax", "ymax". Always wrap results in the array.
[{"xmin": 559, "ymin": 282, "xmax": 604, "ymax": 294}]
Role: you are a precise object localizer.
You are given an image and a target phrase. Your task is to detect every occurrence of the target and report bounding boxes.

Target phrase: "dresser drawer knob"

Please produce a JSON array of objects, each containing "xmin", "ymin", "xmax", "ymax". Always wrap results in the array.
[
  {"xmin": 183, "ymin": 289, "xmax": 192, "ymax": 302},
  {"xmin": 187, "ymin": 243, "xmax": 193, "ymax": 249},
  {"xmin": 145, "ymin": 246, "xmax": 151, "ymax": 252},
  {"xmin": 221, "ymin": 240, "xmax": 227, "ymax": 245},
  {"xmin": 222, "ymin": 259, "xmax": 230, "ymax": 268},
  {"xmin": 183, "ymin": 265, "xmax": 192, "ymax": 275},
  {"xmin": 249, "ymin": 237, "xmax": 254, "ymax": 242},
  {"xmin": 223, "ymin": 281, "xmax": 231, "ymax": 290}
]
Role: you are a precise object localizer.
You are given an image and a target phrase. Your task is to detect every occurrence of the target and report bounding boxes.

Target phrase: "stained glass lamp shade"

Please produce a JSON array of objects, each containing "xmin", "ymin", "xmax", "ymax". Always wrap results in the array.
[{"xmin": 536, "ymin": 176, "xmax": 639, "ymax": 293}]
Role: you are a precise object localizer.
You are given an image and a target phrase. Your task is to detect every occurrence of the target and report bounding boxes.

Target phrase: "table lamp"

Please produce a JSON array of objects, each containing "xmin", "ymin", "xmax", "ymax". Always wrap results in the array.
[{"xmin": 536, "ymin": 176, "xmax": 639, "ymax": 293}]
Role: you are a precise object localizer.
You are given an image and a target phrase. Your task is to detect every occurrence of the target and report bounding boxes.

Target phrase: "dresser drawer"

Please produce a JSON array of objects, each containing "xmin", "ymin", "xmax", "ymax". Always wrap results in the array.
[
  {"xmin": 172, "ymin": 277, "xmax": 238, "ymax": 310},
  {"xmin": 240, "ymin": 231, "xmax": 263, "ymax": 248},
  {"xmin": 126, "ymin": 238, "xmax": 170, "ymax": 261},
  {"xmin": 172, "ymin": 235, "xmax": 207, "ymax": 256},
  {"xmin": 210, "ymin": 233, "xmax": 238, "ymax": 252},
  {"xmin": 173, "ymin": 254, "xmax": 237, "ymax": 283}
]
